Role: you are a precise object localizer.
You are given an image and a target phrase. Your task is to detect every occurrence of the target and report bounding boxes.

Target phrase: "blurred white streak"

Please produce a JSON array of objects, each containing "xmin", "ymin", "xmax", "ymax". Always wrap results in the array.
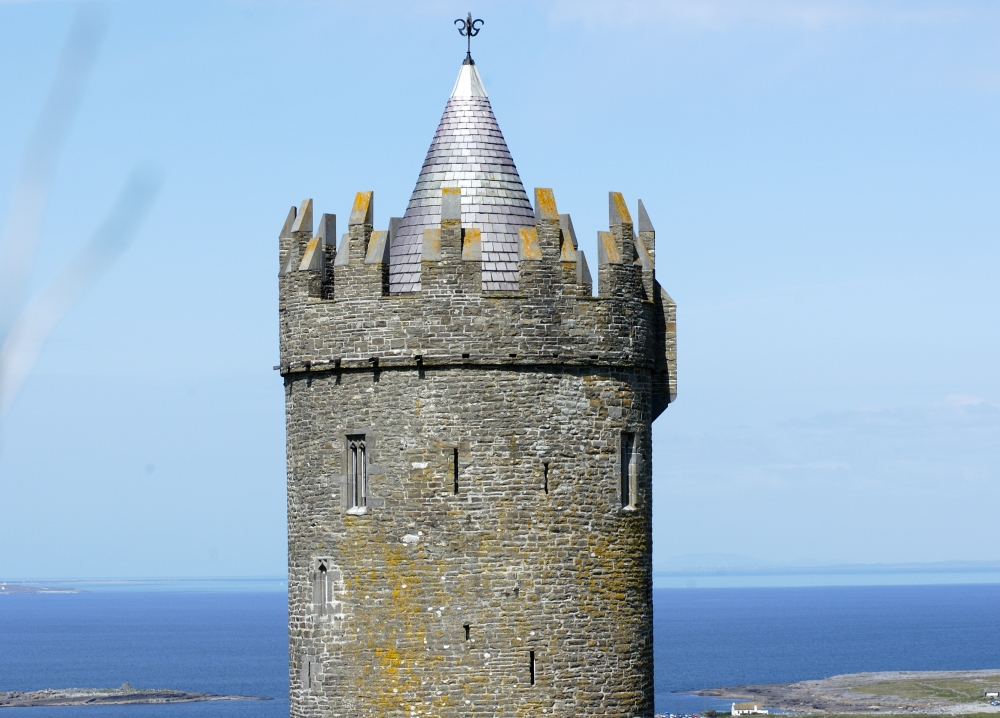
[
  {"xmin": 0, "ymin": 4, "xmax": 108, "ymax": 337},
  {"xmin": 0, "ymin": 167, "xmax": 162, "ymax": 418}
]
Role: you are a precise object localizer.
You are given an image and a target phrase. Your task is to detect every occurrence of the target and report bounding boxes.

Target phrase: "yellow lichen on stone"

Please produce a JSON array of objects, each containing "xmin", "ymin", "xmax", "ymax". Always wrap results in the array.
[{"xmin": 518, "ymin": 227, "xmax": 541, "ymax": 260}]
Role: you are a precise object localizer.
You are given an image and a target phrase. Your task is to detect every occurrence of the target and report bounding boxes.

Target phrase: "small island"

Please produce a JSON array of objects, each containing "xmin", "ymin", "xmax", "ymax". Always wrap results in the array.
[
  {"xmin": 0, "ymin": 583, "xmax": 81, "ymax": 595},
  {"xmin": 0, "ymin": 684, "xmax": 270, "ymax": 708}
]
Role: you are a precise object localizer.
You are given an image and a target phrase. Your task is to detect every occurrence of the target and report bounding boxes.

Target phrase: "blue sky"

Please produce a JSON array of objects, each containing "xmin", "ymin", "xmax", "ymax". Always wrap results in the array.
[{"xmin": 0, "ymin": 0, "xmax": 997, "ymax": 580}]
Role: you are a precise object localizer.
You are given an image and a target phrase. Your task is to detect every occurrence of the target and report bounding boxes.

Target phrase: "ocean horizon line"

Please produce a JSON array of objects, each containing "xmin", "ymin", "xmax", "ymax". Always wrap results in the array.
[
  {"xmin": 6, "ymin": 561, "xmax": 1000, "ymax": 592},
  {"xmin": 0, "ymin": 577, "xmax": 287, "ymax": 593},
  {"xmin": 655, "ymin": 559, "xmax": 1000, "ymax": 577}
]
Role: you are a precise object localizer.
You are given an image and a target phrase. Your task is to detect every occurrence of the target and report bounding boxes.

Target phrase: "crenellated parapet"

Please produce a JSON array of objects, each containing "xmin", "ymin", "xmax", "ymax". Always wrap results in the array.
[{"xmin": 278, "ymin": 187, "xmax": 677, "ymax": 415}]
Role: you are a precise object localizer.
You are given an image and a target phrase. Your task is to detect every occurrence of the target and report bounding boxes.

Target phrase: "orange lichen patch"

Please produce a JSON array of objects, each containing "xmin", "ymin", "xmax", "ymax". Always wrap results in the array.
[
  {"xmin": 534, "ymin": 188, "xmax": 558, "ymax": 220},
  {"xmin": 462, "ymin": 227, "xmax": 482, "ymax": 261},
  {"xmin": 610, "ymin": 191, "xmax": 632, "ymax": 225},
  {"xmin": 349, "ymin": 190, "xmax": 373, "ymax": 225},
  {"xmin": 560, "ymin": 230, "xmax": 577, "ymax": 261},
  {"xmin": 519, "ymin": 227, "xmax": 541, "ymax": 260},
  {"xmin": 442, "ymin": 187, "xmax": 461, "ymax": 199},
  {"xmin": 599, "ymin": 231, "xmax": 621, "ymax": 263},
  {"xmin": 375, "ymin": 645, "xmax": 402, "ymax": 673},
  {"xmin": 352, "ymin": 537, "xmax": 484, "ymax": 714}
]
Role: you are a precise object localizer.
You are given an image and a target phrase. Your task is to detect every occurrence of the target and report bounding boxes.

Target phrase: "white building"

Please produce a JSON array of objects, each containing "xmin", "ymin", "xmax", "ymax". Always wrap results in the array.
[{"xmin": 732, "ymin": 702, "xmax": 770, "ymax": 716}]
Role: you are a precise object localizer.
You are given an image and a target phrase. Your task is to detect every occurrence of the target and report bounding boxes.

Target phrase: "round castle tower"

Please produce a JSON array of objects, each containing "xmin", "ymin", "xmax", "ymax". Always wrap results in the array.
[{"xmin": 278, "ymin": 55, "xmax": 677, "ymax": 718}]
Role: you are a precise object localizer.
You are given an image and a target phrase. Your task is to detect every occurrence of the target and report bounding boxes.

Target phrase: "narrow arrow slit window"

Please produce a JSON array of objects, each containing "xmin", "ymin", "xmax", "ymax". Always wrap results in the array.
[{"xmin": 621, "ymin": 432, "xmax": 636, "ymax": 509}]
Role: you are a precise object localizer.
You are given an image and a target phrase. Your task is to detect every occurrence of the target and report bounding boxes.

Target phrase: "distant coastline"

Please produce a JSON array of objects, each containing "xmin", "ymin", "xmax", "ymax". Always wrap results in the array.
[
  {"xmin": 658, "ymin": 559, "xmax": 1000, "ymax": 577},
  {"xmin": 0, "ymin": 583, "xmax": 81, "ymax": 595},
  {"xmin": 654, "ymin": 560, "xmax": 1000, "ymax": 588},
  {"xmin": 0, "ymin": 578, "xmax": 286, "ymax": 593}
]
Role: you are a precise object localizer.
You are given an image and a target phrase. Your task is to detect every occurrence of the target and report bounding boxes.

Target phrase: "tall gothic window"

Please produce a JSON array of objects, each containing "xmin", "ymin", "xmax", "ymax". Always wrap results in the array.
[{"xmin": 347, "ymin": 435, "xmax": 367, "ymax": 508}]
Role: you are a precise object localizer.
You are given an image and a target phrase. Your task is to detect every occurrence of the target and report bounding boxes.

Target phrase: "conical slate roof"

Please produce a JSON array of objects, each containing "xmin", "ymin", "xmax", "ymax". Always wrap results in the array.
[{"xmin": 388, "ymin": 60, "xmax": 534, "ymax": 293}]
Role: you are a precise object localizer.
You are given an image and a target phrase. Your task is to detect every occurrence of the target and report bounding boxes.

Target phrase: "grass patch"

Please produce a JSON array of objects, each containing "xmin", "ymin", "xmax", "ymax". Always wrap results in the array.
[
  {"xmin": 850, "ymin": 676, "xmax": 1000, "ymax": 703},
  {"xmin": 796, "ymin": 715, "xmax": 998, "ymax": 718}
]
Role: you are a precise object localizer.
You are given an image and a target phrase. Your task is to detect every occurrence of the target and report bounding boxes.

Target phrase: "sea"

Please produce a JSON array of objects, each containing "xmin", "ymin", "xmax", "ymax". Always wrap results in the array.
[{"xmin": 3, "ymin": 583, "xmax": 1000, "ymax": 716}]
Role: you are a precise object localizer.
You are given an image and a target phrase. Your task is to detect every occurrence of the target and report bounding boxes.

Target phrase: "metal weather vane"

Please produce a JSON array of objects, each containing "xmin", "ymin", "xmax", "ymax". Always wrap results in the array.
[{"xmin": 454, "ymin": 12, "xmax": 484, "ymax": 64}]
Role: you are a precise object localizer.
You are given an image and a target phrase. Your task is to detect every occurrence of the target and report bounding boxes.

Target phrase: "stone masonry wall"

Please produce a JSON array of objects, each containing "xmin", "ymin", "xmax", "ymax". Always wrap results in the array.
[
  {"xmin": 286, "ymin": 365, "xmax": 653, "ymax": 717},
  {"xmin": 279, "ymin": 187, "xmax": 675, "ymax": 718}
]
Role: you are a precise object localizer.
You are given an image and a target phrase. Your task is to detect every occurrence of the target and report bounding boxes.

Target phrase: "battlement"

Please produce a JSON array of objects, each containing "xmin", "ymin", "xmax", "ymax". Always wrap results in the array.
[{"xmin": 278, "ymin": 187, "xmax": 676, "ymax": 415}]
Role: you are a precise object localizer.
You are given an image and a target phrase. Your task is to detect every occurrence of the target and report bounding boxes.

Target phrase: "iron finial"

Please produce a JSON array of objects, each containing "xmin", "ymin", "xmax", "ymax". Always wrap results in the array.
[{"xmin": 454, "ymin": 12, "xmax": 484, "ymax": 65}]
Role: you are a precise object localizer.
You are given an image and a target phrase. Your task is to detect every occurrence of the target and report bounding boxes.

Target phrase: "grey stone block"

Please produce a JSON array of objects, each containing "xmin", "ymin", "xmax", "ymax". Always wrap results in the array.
[
  {"xmin": 577, "ymin": 249, "xmax": 592, "ymax": 288},
  {"xmin": 317, "ymin": 213, "xmax": 336, "ymax": 249},
  {"xmin": 334, "ymin": 233, "xmax": 350, "ymax": 266},
  {"xmin": 441, "ymin": 187, "xmax": 462, "ymax": 221},
  {"xmin": 365, "ymin": 230, "xmax": 389, "ymax": 265},
  {"xmin": 291, "ymin": 198, "xmax": 313, "ymax": 235},
  {"xmin": 280, "ymin": 205, "xmax": 297, "ymax": 239},
  {"xmin": 637, "ymin": 199, "xmax": 654, "ymax": 234}
]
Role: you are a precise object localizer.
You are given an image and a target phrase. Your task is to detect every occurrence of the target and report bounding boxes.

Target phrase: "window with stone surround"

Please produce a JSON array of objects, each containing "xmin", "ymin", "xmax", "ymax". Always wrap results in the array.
[{"xmin": 347, "ymin": 435, "xmax": 367, "ymax": 510}]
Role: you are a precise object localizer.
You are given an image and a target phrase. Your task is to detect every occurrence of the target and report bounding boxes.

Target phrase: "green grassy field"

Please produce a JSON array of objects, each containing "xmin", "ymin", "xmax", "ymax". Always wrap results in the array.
[
  {"xmin": 810, "ymin": 715, "xmax": 996, "ymax": 718},
  {"xmin": 702, "ymin": 714, "xmax": 998, "ymax": 718},
  {"xmin": 798, "ymin": 715, "xmax": 997, "ymax": 718},
  {"xmin": 849, "ymin": 676, "xmax": 1000, "ymax": 703}
]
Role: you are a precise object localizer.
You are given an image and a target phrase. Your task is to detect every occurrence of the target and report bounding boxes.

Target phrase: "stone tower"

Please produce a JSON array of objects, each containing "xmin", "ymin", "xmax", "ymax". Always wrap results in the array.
[{"xmin": 278, "ymin": 54, "xmax": 677, "ymax": 718}]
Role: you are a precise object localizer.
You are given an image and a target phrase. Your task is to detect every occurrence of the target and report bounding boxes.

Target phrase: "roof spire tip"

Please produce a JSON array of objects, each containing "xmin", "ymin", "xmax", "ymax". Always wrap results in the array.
[{"xmin": 451, "ymin": 54, "xmax": 488, "ymax": 98}]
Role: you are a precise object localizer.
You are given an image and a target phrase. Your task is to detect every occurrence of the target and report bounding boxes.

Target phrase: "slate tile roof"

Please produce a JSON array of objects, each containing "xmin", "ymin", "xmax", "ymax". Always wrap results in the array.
[{"xmin": 388, "ymin": 62, "xmax": 534, "ymax": 293}]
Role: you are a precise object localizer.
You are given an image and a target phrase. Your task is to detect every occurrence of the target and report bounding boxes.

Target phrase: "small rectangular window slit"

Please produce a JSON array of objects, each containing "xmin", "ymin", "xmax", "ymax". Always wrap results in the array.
[
  {"xmin": 529, "ymin": 650, "xmax": 535, "ymax": 686},
  {"xmin": 312, "ymin": 559, "xmax": 329, "ymax": 615},
  {"xmin": 453, "ymin": 449, "xmax": 459, "ymax": 494},
  {"xmin": 621, "ymin": 432, "xmax": 636, "ymax": 509},
  {"xmin": 464, "ymin": 624, "xmax": 470, "ymax": 641},
  {"xmin": 543, "ymin": 462, "xmax": 549, "ymax": 494},
  {"xmin": 318, "ymin": 562, "xmax": 327, "ymax": 611}
]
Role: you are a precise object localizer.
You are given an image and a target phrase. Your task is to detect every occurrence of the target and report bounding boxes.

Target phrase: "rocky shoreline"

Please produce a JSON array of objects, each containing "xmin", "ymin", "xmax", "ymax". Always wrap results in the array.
[
  {"xmin": 690, "ymin": 670, "xmax": 1000, "ymax": 714},
  {"xmin": 0, "ymin": 684, "xmax": 269, "ymax": 708}
]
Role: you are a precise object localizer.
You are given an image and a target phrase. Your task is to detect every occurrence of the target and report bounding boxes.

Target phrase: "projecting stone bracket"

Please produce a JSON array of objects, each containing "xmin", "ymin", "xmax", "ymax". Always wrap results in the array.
[{"xmin": 651, "ymin": 284, "xmax": 677, "ymax": 419}]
